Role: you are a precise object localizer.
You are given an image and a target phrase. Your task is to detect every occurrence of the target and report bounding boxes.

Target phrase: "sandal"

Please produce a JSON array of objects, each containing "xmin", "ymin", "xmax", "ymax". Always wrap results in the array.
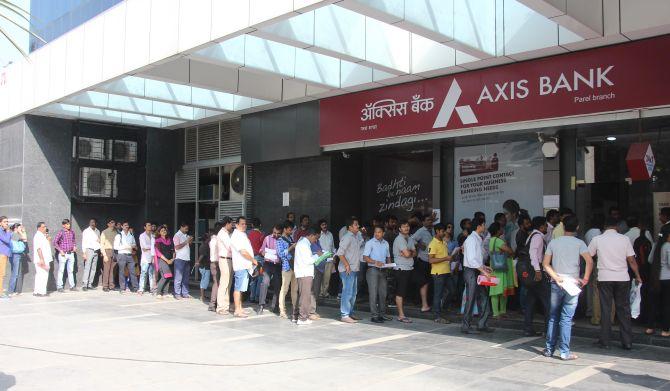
[
  {"xmin": 561, "ymin": 354, "xmax": 579, "ymax": 361},
  {"xmin": 397, "ymin": 317, "xmax": 413, "ymax": 324}
]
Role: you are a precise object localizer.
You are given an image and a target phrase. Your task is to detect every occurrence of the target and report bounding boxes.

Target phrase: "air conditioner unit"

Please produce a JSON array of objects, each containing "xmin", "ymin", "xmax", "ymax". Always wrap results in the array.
[
  {"xmin": 74, "ymin": 137, "xmax": 109, "ymax": 160},
  {"xmin": 228, "ymin": 165, "xmax": 245, "ymax": 202},
  {"xmin": 113, "ymin": 140, "xmax": 138, "ymax": 162},
  {"xmin": 80, "ymin": 167, "xmax": 118, "ymax": 198}
]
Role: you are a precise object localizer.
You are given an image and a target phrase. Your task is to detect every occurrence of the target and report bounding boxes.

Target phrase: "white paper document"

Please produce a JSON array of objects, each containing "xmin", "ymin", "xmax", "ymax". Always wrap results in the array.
[
  {"xmin": 381, "ymin": 263, "xmax": 397, "ymax": 269},
  {"xmin": 559, "ymin": 275, "xmax": 582, "ymax": 296}
]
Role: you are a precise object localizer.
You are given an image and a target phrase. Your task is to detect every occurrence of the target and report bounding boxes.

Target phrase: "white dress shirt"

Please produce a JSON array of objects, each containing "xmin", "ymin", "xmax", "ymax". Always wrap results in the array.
[
  {"xmin": 463, "ymin": 232, "xmax": 484, "ymax": 269},
  {"xmin": 33, "ymin": 231, "xmax": 53, "ymax": 264},
  {"xmin": 209, "ymin": 237, "xmax": 219, "ymax": 263},
  {"xmin": 294, "ymin": 237, "xmax": 318, "ymax": 278},
  {"xmin": 217, "ymin": 229, "xmax": 232, "ymax": 258},
  {"xmin": 318, "ymin": 230, "xmax": 335, "ymax": 253},
  {"xmin": 230, "ymin": 229, "xmax": 253, "ymax": 271},
  {"xmin": 81, "ymin": 227, "xmax": 101, "ymax": 251},
  {"xmin": 173, "ymin": 230, "xmax": 191, "ymax": 261},
  {"xmin": 139, "ymin": 232, "xmax": 154, "ymax": 264},
  {"xmin": 113, "ymin": 231, "xmax": 136, "ymax": 254}
]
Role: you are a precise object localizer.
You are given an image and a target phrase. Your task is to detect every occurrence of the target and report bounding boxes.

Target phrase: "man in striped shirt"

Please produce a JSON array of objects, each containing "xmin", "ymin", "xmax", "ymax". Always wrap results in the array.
[{"xmin": 54, "ymin": 219, "xmax": 77, "ymax": 292}]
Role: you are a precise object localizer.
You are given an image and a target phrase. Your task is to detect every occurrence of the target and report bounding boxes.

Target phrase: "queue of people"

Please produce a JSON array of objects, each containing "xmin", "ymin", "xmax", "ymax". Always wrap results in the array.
[{"xmin": 1, "ymin": 202, "xmax": 668, "ymax": 359}]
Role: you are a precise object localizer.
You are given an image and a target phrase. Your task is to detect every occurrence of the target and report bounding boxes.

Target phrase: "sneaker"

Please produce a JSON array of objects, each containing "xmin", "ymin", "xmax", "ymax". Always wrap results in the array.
[
  {"xmin": 297, "ymin": 319, "xmax": 313, "ymax": 326},
  {"xmin": 542, "ymin": 349, "xmax": 553, "ymax": 358}
]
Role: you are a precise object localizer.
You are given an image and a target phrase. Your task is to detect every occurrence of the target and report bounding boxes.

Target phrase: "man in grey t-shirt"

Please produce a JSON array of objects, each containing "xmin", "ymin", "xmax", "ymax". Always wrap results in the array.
[
  {"xmin": 542, "ymin": 215, "xmax": 593, "ymax": 361},
  {"xmin": 393, "ymin": 221, "xmax": 416, "ymax": 323}
]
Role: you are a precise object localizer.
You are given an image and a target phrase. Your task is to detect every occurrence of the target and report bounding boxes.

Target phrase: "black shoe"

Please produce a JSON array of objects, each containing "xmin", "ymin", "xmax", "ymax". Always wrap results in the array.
[
  {"xmin": 477, "ymin": 327, "xmax": 495, "ymax": 333},
  {"xmin": 57, "ymin": 288, "xmax": 64, "ymax": 293},
  {"xmin": 371, "ymin": 317, "xmax": 384, "ymax": 323},
  {"xmin": 82, "ymin": 287, "xmax": 88, "ymax": 292},
  {"xmin": 542, "ymin": 349, "xmax": 553, "ymax": 358},
  {"xmin": 593, "ymin": 340, "xmax": 610, "ymax": 349},
  {"xmin": 103, "ymin": 288, "xmax": 109, "ymax": 292},
  {"xmin": 621, "ymin": 344, "xmax": 632, "ymax": 350},
  {"xmin": 208, "ymin": 305, "xmax": 216, "ymax": 312},
  {"xmin": 88, "ymin": 286, "xmax": 97, "ymax": 290},
  {"xmin": 461, "ymin": 328, "xmax": 479, "ymax": 334},
  {"xmin": 70, "ymin": 287, "xmax": 78, "ymax": 292}
]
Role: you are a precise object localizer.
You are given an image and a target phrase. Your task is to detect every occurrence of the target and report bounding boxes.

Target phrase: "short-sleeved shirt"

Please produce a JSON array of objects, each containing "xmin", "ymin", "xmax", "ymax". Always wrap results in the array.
[
  {"xmin": 428, "ymin": 237, "xmax": 450, "ymax": 275},
  {"xmin": 393, "ymin": 234, "xmax": 415, "ymax": 271},
  {"xmin": 230, "ymin": 229, "xmax": 253, "ymax": 271},
  {"xmin": 411, "ymin": 227, "xmax": 434, "ymax": 262},
  {"xmin": 173, "ymin": 231, "xmax": 191, "ymax": 261},
  {"xmin": 588, "ymin": 229, "xmax": 636, "ymax": 281},
  {"xmin": 363, "ymin": 238, "xmax": 390, "ymax": 265},
  {"xmin": 336, "ymin": 231, "xmax": 363, "ymax": 273},
  {"xmin": 545, "ymin": 235, "xmax": 588, "ymax": 279}
]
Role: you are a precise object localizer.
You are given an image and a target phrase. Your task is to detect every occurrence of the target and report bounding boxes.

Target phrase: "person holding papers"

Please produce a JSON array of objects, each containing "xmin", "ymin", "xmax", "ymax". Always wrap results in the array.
[
  {"xmin": 363, "ymin": 226, "xmax": 391, "ymax": 323},
  {"xmin": 258, "ymin": 224, "xmax": 283, "ymax": 314},
  {"xmin": 293, "ymin": 228, "xmax": 320, "ymax": 325},
  {"xmin": 542, "ymin": 215, "xmax": 593, "ymax": 361},
  {"xmin": 429, "ymin": 223, "xmax": 455, "ymax": 324}
]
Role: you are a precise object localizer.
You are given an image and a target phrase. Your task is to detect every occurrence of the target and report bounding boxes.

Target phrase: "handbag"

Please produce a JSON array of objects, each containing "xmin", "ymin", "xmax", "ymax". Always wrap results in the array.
[
  {"xmin": 490, "ymin": 237, "xmax": 508, "ymax": 272},
  {"xmin": 11, "ymin": 239, "xmax": 26, "ymax": 254},
  {"xmin": 516, "ymin": 232, "xmax": 542, "ymax": 287}
]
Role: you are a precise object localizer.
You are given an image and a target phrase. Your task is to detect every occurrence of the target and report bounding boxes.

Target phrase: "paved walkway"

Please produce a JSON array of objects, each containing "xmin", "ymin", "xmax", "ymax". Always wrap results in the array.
[{"xmin": 1, "ymin": 291, "xmax": 669, "ymax": 390}]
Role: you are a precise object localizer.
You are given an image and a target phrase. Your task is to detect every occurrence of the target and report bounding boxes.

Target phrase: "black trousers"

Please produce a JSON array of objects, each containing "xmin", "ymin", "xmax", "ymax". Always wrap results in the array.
[
  {"xmin": 259, "ymin": 262, "xmax": 282, "ymax": 309},
  {"xmin": 461, "ymin": 267, "xmax": 491, "ymax": 331},
  {"xmin": 647, "ymin": 280, "xmax": 670, "ymax": 331},
  {"xmin": 523, "ymin": 279, "xmax": 549, "ymax": 333},
  {"xmin": 598, "ymin": 280, "xmax": 633, "ymax": 346}
]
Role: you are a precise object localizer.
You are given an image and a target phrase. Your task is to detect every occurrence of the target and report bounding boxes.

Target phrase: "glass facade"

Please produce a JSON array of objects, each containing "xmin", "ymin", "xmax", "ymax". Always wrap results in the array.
[{"xmin": 30, "ymin": 0, "xmax": 123, "ymax": 52}]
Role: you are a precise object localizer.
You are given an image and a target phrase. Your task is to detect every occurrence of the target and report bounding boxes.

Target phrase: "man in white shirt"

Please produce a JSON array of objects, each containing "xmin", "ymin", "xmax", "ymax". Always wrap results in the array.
[
  {"xmin": 293, "ymin": 228, "xmax": 320, "ymax": 325},
  {"xmin": 173, "ymin": 222, "xmax": 193, "ymax": 299},
  {"xmin": 113, "ymin": 221, "xmax": 137, "ymax": 293},
  {"xmin": 589, "ymin": 217, "xmax": 642, "ymax": 350},
  {"xmin": 138, "ymin": 221, "xmax": 156, "ymax": 295},
  {"xmin": 229, "ymin": 216, "xmax": 258, "ymax": 318},
  {"xmin": 317, "ymin": 219, "xmax": 335, "ymax": 298},
  {"xmin": 33, "ymin": 222, "xmax": 52, "ymax": 296},
  {"xmin": 207, "ymin": 222, "xmax": 221, "ymax": 312},
  {"xmin": 461, "ymin": 216, "xmax": 493, "ymax": 334},
  {"xmin": 216, "ymin": 217, "xmax": 234, "ymax": 315},
  {"xmin": 81, "ymin": 218, "xmax": 101, "ymax": 291},
  {"xmin": 624, "ymin": 216, "xmax": 654, "ymax": 247}
]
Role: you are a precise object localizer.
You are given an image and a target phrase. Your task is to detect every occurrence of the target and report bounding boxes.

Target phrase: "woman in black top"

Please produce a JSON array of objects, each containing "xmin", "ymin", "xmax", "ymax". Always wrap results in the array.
[{"xmin": 154, "ymin": 225, "xmax": 175, "ymax": 299}]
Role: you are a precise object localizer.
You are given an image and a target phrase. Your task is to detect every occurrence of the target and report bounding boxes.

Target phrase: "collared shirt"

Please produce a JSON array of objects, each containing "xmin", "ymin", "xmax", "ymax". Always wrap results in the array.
[
  {"xmin": 230, "ymin": 229, "xmax": 253, "ymax": 271},
  {"xmin": 528, "ymin": 230, "xmax": 545, "ymax": 272},
  {"xmin": 463, "ymin": 232, "xmax": 484, "ymax": 269},
  {"xmin": 336, "ymin": 231, "xmax": 363, "ymax": 273},
  {"xmin": 33, "ymin": 231, "xmax": 53, "ymax": 263},
  {"xmin": 53, "ymin": 229, "xmax": 76, "ymax": 253},
  {"xmin": 318, "ymin": 230, "xmax": 335, "ymax": 253},
  {"xmin": 428, "ymin": 237, "xmax": 450, "ymax": 275},
  {"xmin": 393, "ymin": 234, "xmax": 415, "ymax": 271},
  {"xmin": 209, "ymin": 236, "xmax": 219, "ymax": 263},
  {"xmin": 363, "ymin": 238, "xmax": 390, "ymax": 266},
  {"xmin": 173, "ymin": 230, "xmax": 191, "ymax": 261},
  {"xmin": 545, "ymin": 223, "xmax": 554, "ymax": 244},
  {"xmin": 624, "ymin": 227, "xmax": 653, "ymax": 247},
  {"xmin": 277, "ymin": 235, "xmax": 294, "ymax": 271},
  {"xmin": 294, "ymin": 237, "xmax": 318, "ymax": 278},
  {"xmin": 150, "ymin": 234, "xmax": 155, "ymax": 257},
  {"xmin": 82, "ymin": 227, "xmax": 101, "ymax": 251},
  {"xmin": 247, "ymin": 229, "xmax": 264, "ymax": 256},
  {"xmin": 139, "ymin": 232, "xmax": 154, "ymax": 264},
  {"xmin": 588, "ymin": 229, "xmax": 635, "ymax": 281},
  {"xmin": 113, "ymin": 230, "xmax": 136, "ymax": 254},
  {"xmin": 100, "ymin": 227, "xmax": 117, "ymax": 251},
  {"xmin": 260, "ymin": 235, "xmax": 279, "ymax": 264},
  {"xmin": 217, "ymin": 229, "xmax": 232, "ymax": 259},
  {"xmin": 294, "ymin": 227, "xmax": 309, "ymax": 242},
  {"xmin": 0, "ymin": 229, "xmax": 12, "ymax": 256},
  {"xmin": 584, "ymin": 228, "xmax": 601, "ymax": 245},
  {"xmin": 411, "ymin": 226, "xmax": 434, "ymax": 262}
]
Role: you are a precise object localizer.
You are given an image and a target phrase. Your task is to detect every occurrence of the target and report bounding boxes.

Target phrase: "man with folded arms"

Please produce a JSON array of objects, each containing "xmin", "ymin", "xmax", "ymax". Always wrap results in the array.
[{"xmin": 363, "ymin": 226, "xmax": 391, "ymax": 323}]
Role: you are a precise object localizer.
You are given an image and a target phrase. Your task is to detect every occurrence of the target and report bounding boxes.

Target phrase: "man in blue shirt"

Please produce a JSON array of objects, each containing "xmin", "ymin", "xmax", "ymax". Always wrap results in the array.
[
  {"xmin": 364, "ymin": 226, "xmax": 391, "ymax": 323},
  {"xmin": 277, "ymin": 222, "xmax": 297, "ymax": 319},
  {"xmin": 0, "ymin": 216, "xmax": 12, "ymax": 299}
]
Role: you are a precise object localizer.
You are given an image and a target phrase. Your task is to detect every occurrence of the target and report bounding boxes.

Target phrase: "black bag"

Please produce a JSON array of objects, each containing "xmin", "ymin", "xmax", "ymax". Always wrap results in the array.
[{"xmin": 517, "ymin": 232, "xmax": 542, "ymax": 287}]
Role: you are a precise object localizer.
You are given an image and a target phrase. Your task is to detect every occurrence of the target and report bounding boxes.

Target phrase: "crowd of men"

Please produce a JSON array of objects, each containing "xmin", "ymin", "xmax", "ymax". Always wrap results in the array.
[{"xmin": 1, "ymin": 202, "xmax": 668, "ymax": 359}]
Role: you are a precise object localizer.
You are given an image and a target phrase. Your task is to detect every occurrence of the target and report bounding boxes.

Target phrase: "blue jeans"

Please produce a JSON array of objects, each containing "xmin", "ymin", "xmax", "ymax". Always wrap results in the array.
[
  {"xmin": 433, "ymin": 273, "xmax": 456, "ymax": 318},
  {"xmin": 339, "ymin": 271, "xmax": 358, "ymax": 318},
  {"xmin": 9, "ymin": 253, "xmax": 22, "ymax": 293},
  {"xmin": 546, "ymin": 282, "xmax": 579, "ymax": 358},
  {"xmin": 139, "ymin": 262, "xmax": 156, "ymax": 292},
  {"xmin": 57, "ymin": 252, "xmax": 76, "ymax": 289},
  {"xmin": 174, "ymin": 259, "xmax": 190, "ymax": 297},
  {"xmin": 199, "ymin": 267, "xmax": 211, "ymax": 289}
]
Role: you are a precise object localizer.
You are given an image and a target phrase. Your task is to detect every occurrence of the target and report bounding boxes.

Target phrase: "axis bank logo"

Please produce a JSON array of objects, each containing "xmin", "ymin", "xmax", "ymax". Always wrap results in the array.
[{"xmin": 432, "ymin": 65, "xmax": 615, "ymax": 129}]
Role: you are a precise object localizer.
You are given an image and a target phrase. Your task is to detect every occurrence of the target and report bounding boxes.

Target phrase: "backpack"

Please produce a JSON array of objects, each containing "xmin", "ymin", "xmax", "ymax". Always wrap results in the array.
[
  {"xmin": 11, "ymin": 239, "xmax": 26, "ymax": 254},
  {"xmin": 516, "ymin": 232, "xmax": 542, "ymax": 287}
]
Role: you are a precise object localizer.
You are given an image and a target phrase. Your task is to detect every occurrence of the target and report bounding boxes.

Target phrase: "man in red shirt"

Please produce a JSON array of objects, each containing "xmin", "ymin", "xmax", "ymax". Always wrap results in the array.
[
  {"xmin": 247, "ymin": 218, "xmax": 265, "ymax": 303},
  {"xmin": 293, "ymin": 215, "xmax": 311, "ymax": 241}
]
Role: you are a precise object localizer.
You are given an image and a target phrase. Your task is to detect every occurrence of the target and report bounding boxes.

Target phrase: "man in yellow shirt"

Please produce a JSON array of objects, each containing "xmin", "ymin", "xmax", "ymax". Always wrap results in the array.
[{"xmin": 429, "ymin": 223, "xmax": 455, "ymax": 324}]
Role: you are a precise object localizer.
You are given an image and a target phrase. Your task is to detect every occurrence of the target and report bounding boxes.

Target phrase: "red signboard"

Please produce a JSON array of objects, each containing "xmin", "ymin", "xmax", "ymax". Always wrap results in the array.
[{"xmin": 320, "ymin": 35, "xmax": 670, "ymax": 146}]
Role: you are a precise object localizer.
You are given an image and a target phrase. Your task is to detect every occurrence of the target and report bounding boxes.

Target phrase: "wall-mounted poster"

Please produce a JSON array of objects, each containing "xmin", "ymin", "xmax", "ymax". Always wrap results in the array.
[
  {"xmin": 454, "ymin": 141, "xmax": 543, "ymax": 228},
  {"xmin": 365, "ymin": 152, "xmax": 432, "ymax": 221}
]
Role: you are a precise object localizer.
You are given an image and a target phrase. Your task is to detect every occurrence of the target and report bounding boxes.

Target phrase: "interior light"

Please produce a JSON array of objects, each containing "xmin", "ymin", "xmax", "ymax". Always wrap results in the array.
[{"xmin": 606, "ymin": 136, "xmax": 617, "ymax": 141}]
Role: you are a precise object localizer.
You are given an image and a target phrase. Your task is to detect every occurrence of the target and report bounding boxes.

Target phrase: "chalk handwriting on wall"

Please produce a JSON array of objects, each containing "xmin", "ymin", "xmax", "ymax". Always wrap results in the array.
[{"xmin": 376, "ymin": 176, "xmax": 428, "ymax": 213}]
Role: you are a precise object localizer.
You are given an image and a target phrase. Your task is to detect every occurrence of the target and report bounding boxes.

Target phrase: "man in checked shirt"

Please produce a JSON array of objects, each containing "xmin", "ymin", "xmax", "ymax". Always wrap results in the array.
[{"xmin": 54, "ymin": 219, "xmax": 77, "ymax": 292}]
